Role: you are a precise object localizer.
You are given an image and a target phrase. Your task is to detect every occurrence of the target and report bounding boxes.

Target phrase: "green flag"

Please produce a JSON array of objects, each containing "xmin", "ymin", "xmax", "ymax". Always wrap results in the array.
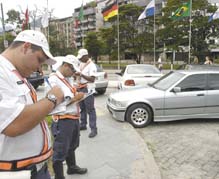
[
  {"xmin": 78, "ymin": 4, "xmax": 84, "ymax": 21},
  {"xmin": 171, "ymin": 2, "xmax": 190, "ymax": 20}
]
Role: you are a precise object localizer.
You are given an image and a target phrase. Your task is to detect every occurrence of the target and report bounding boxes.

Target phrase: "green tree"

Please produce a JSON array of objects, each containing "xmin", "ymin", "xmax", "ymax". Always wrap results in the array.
[
  {"xmin": 99, "ymin": 27, "xmax": 117, "ymax": 63},
  {"xmin": 84, "ymin": 31, "xmax": 101, "ymax": 63},
  {"xmin": 100, "ymin": 4, "xmax": 154, "ymax": 64},
  {"xmin": 6, "ymin": 9, "xmax": 22, "ymax": 24},
  {"xmin": 157, "ymin": 0, "xmax": 215, "ymax": 62}
]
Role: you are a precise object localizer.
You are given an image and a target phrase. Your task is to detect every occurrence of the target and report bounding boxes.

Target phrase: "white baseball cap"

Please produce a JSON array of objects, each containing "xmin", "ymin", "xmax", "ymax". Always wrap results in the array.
[
  {"xmin": 77, "ymin": 48, "xmax": 88, "ymax": 59},
  {"xmin": 65, "ymin": 55, "xmax": 80, "ymax": 72},
  {"xmin": 52, "ymin": 56, "xmax": 78, "ymax": 72},
  {"xmin": 14, "ymin": 30, "xmax": 56, "ymax": 65}
]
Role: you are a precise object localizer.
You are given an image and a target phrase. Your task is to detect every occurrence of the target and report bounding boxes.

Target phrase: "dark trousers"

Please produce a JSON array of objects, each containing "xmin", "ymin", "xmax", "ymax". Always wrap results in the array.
[
  {"xmin": 31, "ymin": 164, "xmax": 50, "ymax": 179},
  {"xmin": 78, "ymin": 87, "xmax": 97, "ymax": 131},
  {"xmin": 52, "ymin": 119, "xmax": 80, "ymax": 163},
  {"xmin": 52, "ymin": 119, "xmax": 80, "ymax": 178}
]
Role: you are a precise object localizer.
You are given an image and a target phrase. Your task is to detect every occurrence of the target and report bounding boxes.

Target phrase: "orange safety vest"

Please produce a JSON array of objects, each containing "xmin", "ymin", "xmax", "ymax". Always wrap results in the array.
[
  {"xmin": 52, "ymin": 74, "xmax": 80, "ymax": 121},
  {"xmin": 77, "ymin": 60, "xmax": 92, "ymax": 89},
  {"xmin": 0, "ymin": 70, "xmax": 52, "ymax": 171}
]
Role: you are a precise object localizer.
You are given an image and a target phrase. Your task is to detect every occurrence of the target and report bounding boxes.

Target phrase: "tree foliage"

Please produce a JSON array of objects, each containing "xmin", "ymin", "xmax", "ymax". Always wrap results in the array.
[
  {"xmin": 84, "ymin": 31, "xmax": 101, "ymax": 63},
  {"xmin": 157, "ymin": 0, "xmax": 216, "ymax": 62}
]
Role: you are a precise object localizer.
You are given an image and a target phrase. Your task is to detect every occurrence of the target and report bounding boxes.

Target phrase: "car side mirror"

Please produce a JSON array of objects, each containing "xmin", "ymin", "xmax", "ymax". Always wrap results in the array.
[
  {"xmin": 172, "ymin": 87, "xmax": 181, "ymax": 93},
  {"xmin": 115, "ymin": 72, "xmax": 122, "ymax": 76}
]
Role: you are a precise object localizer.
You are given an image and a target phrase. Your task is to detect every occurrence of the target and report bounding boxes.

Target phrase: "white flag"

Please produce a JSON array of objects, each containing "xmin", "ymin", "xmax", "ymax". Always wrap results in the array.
[
  {"xmin": 138, "ymin": 0, "xmax": 155, "ymax": 20},
  {"xmin": 208, "ymin": 8, "xmax": 219, "ymax": 22},
  {"xmin": 41, "ymin": 11, "xmax": 49, "ymax": 28}
]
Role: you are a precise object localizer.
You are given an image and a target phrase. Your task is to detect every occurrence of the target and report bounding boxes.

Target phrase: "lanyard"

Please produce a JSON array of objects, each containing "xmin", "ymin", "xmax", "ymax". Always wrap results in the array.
[{"xmin": 12, "ymin": 70, "xmax": 49, "ymax": 154}]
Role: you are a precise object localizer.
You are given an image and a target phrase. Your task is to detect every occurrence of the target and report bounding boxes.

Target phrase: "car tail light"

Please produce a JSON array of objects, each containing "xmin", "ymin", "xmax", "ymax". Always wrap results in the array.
[
  {"xmin": 124, "ymin": 79, "xmax": 135, "ymax": 86},
  {"xmin": 104, "ymin": 72, "xmax": 108, "ymax": 79}
]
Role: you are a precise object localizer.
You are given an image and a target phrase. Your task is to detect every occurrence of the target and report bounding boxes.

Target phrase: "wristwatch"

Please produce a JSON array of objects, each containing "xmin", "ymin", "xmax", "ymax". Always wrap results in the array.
[{"xmin": 46, "ymin": 93, "xmax": 57, "ymax": 108}]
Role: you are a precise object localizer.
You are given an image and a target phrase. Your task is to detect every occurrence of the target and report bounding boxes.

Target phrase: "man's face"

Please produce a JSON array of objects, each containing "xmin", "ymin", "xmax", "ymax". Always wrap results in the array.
[
  {"xmin": 65, "ymin": 63, "xmax": 76, "ymax": 77},
  {"xmin": 22, "ymin": 43, "xmax": 48, "ymax": 77},
  {"xmin": 79, "ymin": 55, "xmax": 88, "ymax": 63}
]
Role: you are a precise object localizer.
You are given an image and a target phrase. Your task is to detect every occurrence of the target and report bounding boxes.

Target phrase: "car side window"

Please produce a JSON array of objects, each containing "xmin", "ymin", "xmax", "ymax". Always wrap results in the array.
[
  {"xmin": 208, "ymin": 74, "xmax": 219, "ymax": 90},
  {"xmin": 176, "ymin": 74, "xmax": 206, "ymax": 92}
]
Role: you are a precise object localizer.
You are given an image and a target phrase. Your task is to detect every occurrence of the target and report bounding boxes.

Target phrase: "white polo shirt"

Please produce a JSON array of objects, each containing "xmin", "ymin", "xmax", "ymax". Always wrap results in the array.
[
  {"xmin": 79, "ymin": 59, "xmax": 97, "ymax": 90},
  {"xmin": 0, "ymin": 55, "xmax": 51, "ymax": 161},
  {"xmin": 47, "ymin": 71, "xmax": 79, "ymax": 115}
]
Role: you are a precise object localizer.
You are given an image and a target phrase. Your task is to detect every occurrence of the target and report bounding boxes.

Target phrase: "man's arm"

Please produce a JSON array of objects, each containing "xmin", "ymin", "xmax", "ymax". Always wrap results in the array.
[{"xmin": 3, "ymin": 86, "xmax": 64, "ymax": 137}]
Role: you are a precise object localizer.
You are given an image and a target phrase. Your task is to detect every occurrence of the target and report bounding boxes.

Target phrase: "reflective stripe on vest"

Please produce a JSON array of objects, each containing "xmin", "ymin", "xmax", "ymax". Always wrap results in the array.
[
  {"xmin": 52, "ymin": 74, "xmax": 80, "ymax": 121},
  {"xmin": 77, "ymin": 83, "xmax": 87, "ymax": 89},
  {"xmin": 52, "ymin": 114, "xmax": 80, "ymax": 121},
  {"xmin": 1, "ymin": 70, "xmax": 52, "ymax": 169},
  {"xmin": 0, "ymin": 148, "xmax": 52, "ymax": 170}
]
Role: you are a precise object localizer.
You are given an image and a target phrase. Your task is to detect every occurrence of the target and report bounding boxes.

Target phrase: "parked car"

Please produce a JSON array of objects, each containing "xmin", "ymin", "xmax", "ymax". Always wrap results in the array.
[
  {"xmin": 116, "ymin": 64, "xmax": 163, "ymax": 90},
  {"xmin": 107, "ymin": 69, "xmax": 219, "ymax": 128},
  {"xmin": 177, "ymin": 64, "xmax": 219, "ymax": 70},
  {"xmin": 27, "ymin": 71, "xmax": 44, "ymax": 89},
  {"xmin": 94, "ymin": 64, "xmax": 108, "ymax": 95}
]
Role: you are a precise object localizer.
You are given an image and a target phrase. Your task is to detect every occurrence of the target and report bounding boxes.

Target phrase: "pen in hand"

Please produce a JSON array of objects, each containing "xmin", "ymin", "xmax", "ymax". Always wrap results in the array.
[{"xmin": 45, "ymin": 77, "xmax": 52, "ymax": 89}]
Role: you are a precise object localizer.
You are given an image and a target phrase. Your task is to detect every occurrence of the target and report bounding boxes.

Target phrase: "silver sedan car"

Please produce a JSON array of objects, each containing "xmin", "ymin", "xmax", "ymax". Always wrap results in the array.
[
  {"xmin": 116, "ymin": 64, "xmax": 163, "ymax": 90},
  {"xmin": 107, "ymin": 69, "xmax": 219, "ymax": 128}
]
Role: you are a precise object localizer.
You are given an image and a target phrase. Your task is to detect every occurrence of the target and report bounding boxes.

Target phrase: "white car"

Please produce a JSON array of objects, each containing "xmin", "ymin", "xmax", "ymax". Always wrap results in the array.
[
  {"xmin": 94, "ymin": 64, "xmax": 108, "ymax": 95},
  {"xmin": 116, "ymin": 64, "xmax": 163, "ymax": 90}
]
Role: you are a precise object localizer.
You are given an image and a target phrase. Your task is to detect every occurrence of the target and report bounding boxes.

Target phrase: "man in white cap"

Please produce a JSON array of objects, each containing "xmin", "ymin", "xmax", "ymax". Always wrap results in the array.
[
  {"xmin": 47, "ymin": 56, "xmax": 87, "ymax": 179},
  {"xmin": 0, "ymin": 30, "xmax": 64, "ymax": 179},
  {"xmin": 75, "ymin": 48, "xmax": 98, "ymax": 138}
]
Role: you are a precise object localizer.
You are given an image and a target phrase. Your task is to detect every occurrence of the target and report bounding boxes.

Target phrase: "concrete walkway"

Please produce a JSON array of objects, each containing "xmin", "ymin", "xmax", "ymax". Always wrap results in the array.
[
  {"xmin": 64, "ymin": 76, "xmax": 161, "ymax": 179},
  {"xmin": 65, "ymin": 114, "xmax": 161, "ymax": 179}
]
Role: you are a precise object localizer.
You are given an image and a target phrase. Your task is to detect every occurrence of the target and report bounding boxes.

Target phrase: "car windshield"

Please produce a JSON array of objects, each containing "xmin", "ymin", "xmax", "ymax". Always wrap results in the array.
[
  {"xmin": 95, "ymin": 64, "xmax": 103, "ymax": 72},
  {"xmin": 127, "ymin": 65, "xmax": 160, "ymax": 74},
  {"xmin": 151, "ymin": 71, "xmax": 185, "ymax": 90}
]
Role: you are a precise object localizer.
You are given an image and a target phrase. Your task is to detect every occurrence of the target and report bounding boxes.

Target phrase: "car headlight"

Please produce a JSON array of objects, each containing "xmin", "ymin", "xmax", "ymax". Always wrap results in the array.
[{"xmin": 108, "ymin": 97, "xmax": 124, "ymax": 107}]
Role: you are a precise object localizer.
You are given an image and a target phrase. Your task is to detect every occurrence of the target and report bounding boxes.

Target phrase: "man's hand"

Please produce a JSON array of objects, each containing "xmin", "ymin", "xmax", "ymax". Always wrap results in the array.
[{"xmin": 48, "ymin": 86, "xmax": 64, "ymax": 105}]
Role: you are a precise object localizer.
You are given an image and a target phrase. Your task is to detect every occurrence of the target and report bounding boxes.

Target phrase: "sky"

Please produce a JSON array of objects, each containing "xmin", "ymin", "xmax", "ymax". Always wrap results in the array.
[{"xmin": 0, "ymin": 0, "xmax": 92, "ymax": 19}]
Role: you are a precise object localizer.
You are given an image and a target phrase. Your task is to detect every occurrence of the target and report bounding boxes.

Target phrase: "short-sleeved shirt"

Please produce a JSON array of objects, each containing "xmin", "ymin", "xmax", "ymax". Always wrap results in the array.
[
  {"xmin": 0, "ymin": 55, "xmax": 51, "ymax": 161},
  {"xmin": 48, "ymin": 71, "xmax": 79, "ymax": 115},
  {"xmin": 79, "ymin": 59, "xmax": 97, "ymax": 84}
]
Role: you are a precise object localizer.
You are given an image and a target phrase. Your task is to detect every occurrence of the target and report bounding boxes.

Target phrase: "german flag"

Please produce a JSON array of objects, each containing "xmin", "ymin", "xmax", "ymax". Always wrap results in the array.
[{"xmin": 102, "ymin": 1, "xmax": 118, "ymax": 21}]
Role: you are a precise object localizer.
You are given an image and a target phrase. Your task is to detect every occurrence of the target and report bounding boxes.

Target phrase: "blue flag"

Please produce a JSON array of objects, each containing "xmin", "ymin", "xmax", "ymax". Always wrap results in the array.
[
  {"xmin": 138, "ymin": 0, "xmax": 155, "ymax": 20},
  {"xmin": 208, "ymin": 8, "xmax": 219, "ymax": 22}
]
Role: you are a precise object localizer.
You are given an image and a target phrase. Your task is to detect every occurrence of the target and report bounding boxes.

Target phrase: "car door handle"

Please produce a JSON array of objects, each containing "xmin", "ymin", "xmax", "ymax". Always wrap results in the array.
[{"xmin": 197, "ymin": 94, "xmax": 204, "ymax": 96}]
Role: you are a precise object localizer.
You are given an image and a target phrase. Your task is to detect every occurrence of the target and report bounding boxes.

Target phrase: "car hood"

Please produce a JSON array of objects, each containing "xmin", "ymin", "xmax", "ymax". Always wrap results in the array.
[{"xmin": 110, "ymin": 87, "xmax": 163, "ymax": 100}]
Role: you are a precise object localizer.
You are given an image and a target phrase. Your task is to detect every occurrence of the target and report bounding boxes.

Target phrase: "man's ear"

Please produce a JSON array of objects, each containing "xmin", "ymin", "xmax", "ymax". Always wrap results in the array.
[{"xmin": 23, "ymin": 42, "xmax": 31, "ymax": 53}]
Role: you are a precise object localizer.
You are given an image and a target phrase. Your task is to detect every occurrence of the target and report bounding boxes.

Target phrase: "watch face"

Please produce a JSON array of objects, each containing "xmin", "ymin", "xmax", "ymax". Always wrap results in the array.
[
  {"xmin": 47, "ymin": 94, "xmax": 57, "ymax": 104},
  {"xmin": 48, "ymin": 94, "xmax": 56, "ymax": 99}
]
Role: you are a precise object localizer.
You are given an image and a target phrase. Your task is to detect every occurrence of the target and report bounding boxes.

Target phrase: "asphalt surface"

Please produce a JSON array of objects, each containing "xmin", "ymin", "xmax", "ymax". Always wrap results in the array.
[
  {"xmin": 39, "ymin": 69, "xmax": 161, "ymax": 179},
  {"xmin": 63, "ymin": 70, "xmax": 161, "ymax": 179}
]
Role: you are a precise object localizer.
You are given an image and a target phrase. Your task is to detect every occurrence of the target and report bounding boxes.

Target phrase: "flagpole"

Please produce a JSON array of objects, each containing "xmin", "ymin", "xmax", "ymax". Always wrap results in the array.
[
  {"xmin": 0, "ymin": 3, "xmax": 6, "ymax": 49},
  {"xmin": 153, "ymin": 0, "xmax": 156, "ymax": 65},
  {"xmin": 188, "ymin": 0, "xmax": 192, "ymax": 64},
  {"xmin": 117, "ymin": 0, "xmax": 120, "ymax": 70}
]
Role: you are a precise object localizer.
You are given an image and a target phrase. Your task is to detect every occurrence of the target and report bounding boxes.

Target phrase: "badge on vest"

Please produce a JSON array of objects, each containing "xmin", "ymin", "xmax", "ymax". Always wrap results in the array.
[{"xmin": 17, "ymin": 81, "xmax": 24, "ymax": 85}]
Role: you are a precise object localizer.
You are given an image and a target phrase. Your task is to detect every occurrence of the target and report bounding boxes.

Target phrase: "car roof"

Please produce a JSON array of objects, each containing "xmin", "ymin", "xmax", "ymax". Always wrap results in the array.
[
  {"xmin": 176, "ymin": 69, "xmax": 219, "ymax": 75},
  {"xmin": 186, "ymin": 64, "xmax": 219, "ymax": 70},
  {"xmin": 126, "ymin": 64, "xmax": 155, "ymax": 67}
]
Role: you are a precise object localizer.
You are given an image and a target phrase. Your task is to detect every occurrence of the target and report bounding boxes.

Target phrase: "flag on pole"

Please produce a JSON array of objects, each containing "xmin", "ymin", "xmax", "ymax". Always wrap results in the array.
[
  {"xmin": 208, "ymin": 8, "xmax": 219, "ymax": 22},
  {"xmin": 102, "ymin": 1, "xmax": 118, "ymax": 21},
  {"xmin": 78, "ymin": 3, "xmax": 84, "ymax": 21},
  {"xmin": 138, "ymin": 0, "xmax": 155, "ymax": 20},
  {"xmin": 41, "ymin": 10, "xmax": 49, "ymax": 28},
  {"xmin": 22, "ymin": 7, "xmax": 29, "ymax": 30},
  {"xmin": 171, "ymin": 2, "xmax": 190, "ymax": 20}
]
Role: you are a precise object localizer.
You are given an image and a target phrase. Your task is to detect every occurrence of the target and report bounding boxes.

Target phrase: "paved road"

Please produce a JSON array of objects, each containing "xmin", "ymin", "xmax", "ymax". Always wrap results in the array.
[
  {"xmin": 37, "ymin": 69, "xmax": 219, "ymax": 179},
  {"xmin": 137, "ymin": 119, "xmax": 219, "ymax": 179}
]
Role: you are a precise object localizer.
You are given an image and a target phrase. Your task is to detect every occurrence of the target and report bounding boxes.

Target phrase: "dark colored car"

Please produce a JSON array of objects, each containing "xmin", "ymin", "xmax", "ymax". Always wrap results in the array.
[{"xmin": 27, "ymin": 71, "xmax": 44, "ymax": 89}]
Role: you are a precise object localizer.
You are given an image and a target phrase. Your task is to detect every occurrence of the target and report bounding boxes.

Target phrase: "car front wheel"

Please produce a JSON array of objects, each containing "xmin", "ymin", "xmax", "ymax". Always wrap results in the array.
[
  {"xmin": 95, "ymin": 88, "xmax": 106, "ymax": 95},
  {"xmin": 126, "ymin": 103, "xmax": 152, "ymax": 128}
]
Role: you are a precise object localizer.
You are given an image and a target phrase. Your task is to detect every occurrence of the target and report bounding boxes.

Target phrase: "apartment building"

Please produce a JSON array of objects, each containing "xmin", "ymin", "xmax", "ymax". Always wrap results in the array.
[{"xmin": 49, "ymin": 16, "xmax": 76, "ymax": 49}]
